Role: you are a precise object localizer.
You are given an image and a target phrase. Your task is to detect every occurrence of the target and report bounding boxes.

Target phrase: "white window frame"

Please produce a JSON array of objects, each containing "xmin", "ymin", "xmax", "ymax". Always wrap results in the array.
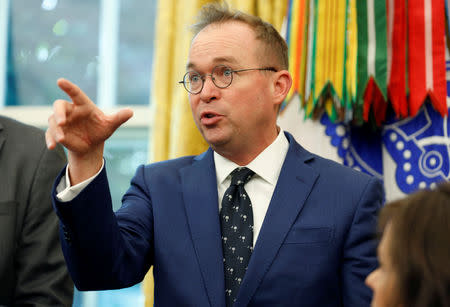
[
  {"xmin": 0, "ymin": 0, "xmax": 10, "ymax": 107},
  {"xmin": 0, "ymin": 105, "xmax": 151, "ymax": 129},
  {"xmin": 0, "ymin": 1, "xmax": 150, "ymax": 305},
  {"xmin": 0, "ymin": 0, "xmax": 152, "ymax": 130}
]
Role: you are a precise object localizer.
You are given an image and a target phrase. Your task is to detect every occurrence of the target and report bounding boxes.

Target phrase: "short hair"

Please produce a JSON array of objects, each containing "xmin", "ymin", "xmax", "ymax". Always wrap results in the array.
[
  {"xmin": 378, "ymin": 182, "xmax": 450, "ymax": 307},
  {"xmin": 191, "ymin": 2, "xmax": 289, "ymax": 70}
]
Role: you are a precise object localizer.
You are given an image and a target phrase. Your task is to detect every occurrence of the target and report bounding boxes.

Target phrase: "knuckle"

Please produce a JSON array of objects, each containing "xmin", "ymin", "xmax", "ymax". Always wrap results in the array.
[{"xmin": 55, "ymin": 133, "xmax": 65, "ymax": 143}]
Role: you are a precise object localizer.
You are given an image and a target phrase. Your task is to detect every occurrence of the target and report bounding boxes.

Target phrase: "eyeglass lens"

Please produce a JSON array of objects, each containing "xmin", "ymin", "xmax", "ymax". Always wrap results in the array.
[{"xmin": 183, "ymin": 65, "xmax": 233, "ymax": 94}]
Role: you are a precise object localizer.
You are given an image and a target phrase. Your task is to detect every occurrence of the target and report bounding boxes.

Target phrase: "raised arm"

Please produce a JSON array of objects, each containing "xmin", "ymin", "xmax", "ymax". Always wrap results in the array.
[{"xmin": 46, "ymin": 78, "xmax": 133, "ymax": 184}]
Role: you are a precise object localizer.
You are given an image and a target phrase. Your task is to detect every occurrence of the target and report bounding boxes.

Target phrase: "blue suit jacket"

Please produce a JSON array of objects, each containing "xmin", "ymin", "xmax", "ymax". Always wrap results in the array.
[{"xmin": 54, "ymin": 132, "xmax": 383, "ymax": 306}]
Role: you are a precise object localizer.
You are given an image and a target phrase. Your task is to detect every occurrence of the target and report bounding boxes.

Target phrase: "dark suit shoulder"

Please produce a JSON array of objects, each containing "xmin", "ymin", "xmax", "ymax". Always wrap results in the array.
[
  {"xmin": 310, "ymin": 152, "xmax": 375, "ymax": 181},
  {"xmin": 0, "ymin": 115, "xmax": 66, "ymax": 164},
  {"xmin": 303, "ymin": 150, "xmax": 384, "ymax": 207},
  {"xmin": 143, "ymin": 154, "xmax": 201, "ymax": 174},
  {"xmin": 0, "ymin": 115, "xmax": 44, "ymax": 142},
  {"xmin": 286, "ymin": 132, "xmax": 379, "ymax": 189},
  {"xmin": 131, "ymin": 151, "xmax": 212, "ymax": 191}
]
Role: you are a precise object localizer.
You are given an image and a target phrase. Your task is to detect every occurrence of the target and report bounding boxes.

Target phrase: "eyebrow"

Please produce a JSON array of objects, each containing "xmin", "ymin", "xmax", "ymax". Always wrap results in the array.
[{"xmin": 186, "ymin": 56, "xmax": 239, "ymax": 70}]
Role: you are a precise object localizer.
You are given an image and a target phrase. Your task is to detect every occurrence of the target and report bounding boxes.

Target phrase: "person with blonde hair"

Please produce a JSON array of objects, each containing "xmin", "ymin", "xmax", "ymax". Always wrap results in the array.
[{"xmin": 366, "ymin": 182, "xmax": 450, "ymax": 307}]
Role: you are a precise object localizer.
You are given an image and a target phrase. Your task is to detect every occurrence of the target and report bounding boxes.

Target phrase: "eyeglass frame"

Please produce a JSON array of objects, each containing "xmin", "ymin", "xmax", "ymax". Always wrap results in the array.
[{"xmin": 178, "ymin": 65, "xmax": 277, "ymax": 94}]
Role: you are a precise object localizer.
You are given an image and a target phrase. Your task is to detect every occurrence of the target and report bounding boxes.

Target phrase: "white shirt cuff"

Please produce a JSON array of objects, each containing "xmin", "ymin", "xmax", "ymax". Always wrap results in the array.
[{"xmin": 56, "ymin": 159, "xmax": 105, "ymax": 202}]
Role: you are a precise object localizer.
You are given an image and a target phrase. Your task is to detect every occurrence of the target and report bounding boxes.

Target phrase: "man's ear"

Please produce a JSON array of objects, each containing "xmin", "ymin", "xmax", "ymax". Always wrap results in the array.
[{"xmin": 272, "ymin": 70, "xmax": 292, "ymax": 106}]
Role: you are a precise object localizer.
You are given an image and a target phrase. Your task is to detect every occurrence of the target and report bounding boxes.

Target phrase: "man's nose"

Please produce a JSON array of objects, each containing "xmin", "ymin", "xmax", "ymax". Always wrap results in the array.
[{"xmin": 199, "ymin": 75, "xmax": 218, "ymax": 102}]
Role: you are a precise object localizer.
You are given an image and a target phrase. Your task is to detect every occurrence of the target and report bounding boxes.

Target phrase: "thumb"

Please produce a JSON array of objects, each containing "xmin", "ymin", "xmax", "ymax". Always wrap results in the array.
[{"xmin": 108, "ymin": 108, "xmax": 134, "ymax": 131}]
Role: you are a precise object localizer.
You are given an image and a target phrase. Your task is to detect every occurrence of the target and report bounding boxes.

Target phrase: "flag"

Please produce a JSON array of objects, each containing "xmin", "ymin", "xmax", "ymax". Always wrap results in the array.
[{"xmin": 408, "ymin": 0, "xmax": 447, "ymax": 117}]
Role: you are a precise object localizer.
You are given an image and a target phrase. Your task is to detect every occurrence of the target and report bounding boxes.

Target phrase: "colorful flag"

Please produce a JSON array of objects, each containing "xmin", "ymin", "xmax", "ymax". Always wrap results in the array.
[
  {"xmin": 312, "ymin": 0, "xmax": 348, "ymax": 121},
  {"xmin": 344, "ymin": 0, "xmax": 358, "ymax": 122},
  {"xmin": 285, "ymin": 0, "xmax": 309, "ymax": 105},
  {"xmin": 408, "ymin": 0, "xmax": 447, "ymax": 117},
  {"xmin": 356, "ymin": 0, "xmax": 388, "ymax": 126},
  {"xmin": 386, "ymin": 0, "xmax": 408, "ymax": 118},
  {"xmin": 303, "ymin": 0, "xmax": 316, "ymax": 118},
  {"xmin": 445, "ymin": 0, "xmax": 450, "ymax": 41}
]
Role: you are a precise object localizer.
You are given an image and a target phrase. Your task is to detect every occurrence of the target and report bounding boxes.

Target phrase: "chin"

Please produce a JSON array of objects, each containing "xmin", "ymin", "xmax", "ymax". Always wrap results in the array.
[
  {"xmin": 201, "ymin": 129, "xmax": 229, "ymax": 147},
  {"xmin": 206, "ymin": 138, "xmax": 227, "ymax": 149}
]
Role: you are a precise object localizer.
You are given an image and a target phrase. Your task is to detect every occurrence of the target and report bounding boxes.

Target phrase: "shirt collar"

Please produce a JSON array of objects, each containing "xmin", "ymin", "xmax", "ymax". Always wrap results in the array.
[{"xmin": 214, "ymin": 128, "xmax": 289, "ymax": 186}]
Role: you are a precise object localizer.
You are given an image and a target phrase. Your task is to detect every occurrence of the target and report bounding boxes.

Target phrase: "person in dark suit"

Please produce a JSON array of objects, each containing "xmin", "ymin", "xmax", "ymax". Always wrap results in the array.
[
  {"xmin": 0, "ymin": 115, "xmax": 73, "ymax": 306},
  {"xmin": 46, "ymin": 3, "xmax": 383, "ymax": 306}
]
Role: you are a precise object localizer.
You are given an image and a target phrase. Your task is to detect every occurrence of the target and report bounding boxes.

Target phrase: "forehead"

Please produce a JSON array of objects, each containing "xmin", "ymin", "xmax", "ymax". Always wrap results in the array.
[{"xmin": 187, "ymin": 21, "xmax": 259, "ymax": 70}]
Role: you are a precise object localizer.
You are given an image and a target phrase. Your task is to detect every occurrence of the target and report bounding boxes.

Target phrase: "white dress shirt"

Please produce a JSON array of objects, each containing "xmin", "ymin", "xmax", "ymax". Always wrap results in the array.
[
  {"xmin": 214, "ymin": 129, "xmax": 289, "ymax": 246},
  {"xmin": 57, "ymin": 129, "xmax": 290, "ymax": 247},
  {"xmin": 56, "ymin": 159, "xmax": 104, "ymax": 201}
]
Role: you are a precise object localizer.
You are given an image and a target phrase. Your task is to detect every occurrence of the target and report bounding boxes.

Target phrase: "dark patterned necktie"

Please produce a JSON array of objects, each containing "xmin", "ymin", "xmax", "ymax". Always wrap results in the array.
[{"xmin": 220, "ymin": 167, "xmax": 255, "ymax": 307}]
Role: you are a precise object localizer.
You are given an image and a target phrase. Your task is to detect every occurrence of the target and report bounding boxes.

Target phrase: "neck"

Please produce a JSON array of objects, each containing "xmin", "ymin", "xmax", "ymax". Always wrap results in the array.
[{"xmin": 213, "ymin": 127, "xmax": 281, "ymax": 166}]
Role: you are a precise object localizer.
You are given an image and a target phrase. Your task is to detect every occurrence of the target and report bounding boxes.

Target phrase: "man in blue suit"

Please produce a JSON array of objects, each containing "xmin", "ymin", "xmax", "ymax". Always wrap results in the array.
[{"xmin": 46, "ymin": 3, "xmax": 383, "ymax": 306}]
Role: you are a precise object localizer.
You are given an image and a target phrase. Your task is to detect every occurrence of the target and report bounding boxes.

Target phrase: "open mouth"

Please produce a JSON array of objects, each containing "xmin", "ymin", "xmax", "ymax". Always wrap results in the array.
[
  {"xmin": 201, "ymin": 111, "xmax": 219, "ymax": 119},
  {"xmin": 200, "ymin": 111, "xmax": 222, "ymax": 125}
]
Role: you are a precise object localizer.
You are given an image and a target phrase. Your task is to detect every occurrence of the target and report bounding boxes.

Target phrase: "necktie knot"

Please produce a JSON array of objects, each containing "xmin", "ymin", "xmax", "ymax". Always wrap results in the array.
[{"xmin": 230, "ymin": 167, "xmax": 255, "ymax": 186}]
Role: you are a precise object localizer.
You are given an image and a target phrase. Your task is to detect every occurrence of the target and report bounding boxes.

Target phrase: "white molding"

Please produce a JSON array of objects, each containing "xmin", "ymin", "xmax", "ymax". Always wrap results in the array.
[
  {"xmin": 0, "ymin": 0, "xmax": 10, "ymax": 107},
  {"xmin": 97, "ymin": 0, "xmax": 120, "ymax": 108},
  {"xmin": 0, "ymin": 105, "xmax": 152, "ymax": 128}
]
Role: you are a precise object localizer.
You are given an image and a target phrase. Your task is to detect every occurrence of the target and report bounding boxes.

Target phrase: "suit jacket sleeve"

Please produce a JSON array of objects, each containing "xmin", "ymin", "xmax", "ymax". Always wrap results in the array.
[
  {"xmin": 54, "ymin": 164, "xmax": 155, "ymax": 290},
  {"xmin": 341, "ymin": 176, "xmax": 383, "ymax": 306},
  {"xmin": 14, "ymin": 144, "xmax": 74, "ymax": 306}
]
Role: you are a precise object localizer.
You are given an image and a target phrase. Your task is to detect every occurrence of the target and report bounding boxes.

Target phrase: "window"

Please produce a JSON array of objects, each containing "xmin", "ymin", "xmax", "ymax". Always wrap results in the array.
[{"xmin": 0, "ymin": 0, "xmax": 156, "ymax": 305}]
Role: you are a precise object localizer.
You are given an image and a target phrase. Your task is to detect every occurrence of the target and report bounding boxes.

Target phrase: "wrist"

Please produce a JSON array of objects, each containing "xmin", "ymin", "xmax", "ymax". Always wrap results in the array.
[{"xmin": 67, "ymin": 144, "xmax": 104, "ymax": 185}]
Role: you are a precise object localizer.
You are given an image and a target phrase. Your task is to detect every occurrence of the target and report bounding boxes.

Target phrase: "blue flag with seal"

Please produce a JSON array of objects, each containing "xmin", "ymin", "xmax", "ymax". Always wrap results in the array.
[{"xmin": 319, "ymin": 54, "xmax": 450, "ymax": 200}]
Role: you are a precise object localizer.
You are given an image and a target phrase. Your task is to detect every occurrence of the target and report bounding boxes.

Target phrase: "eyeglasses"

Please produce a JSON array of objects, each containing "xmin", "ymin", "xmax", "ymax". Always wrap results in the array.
[{"xmin": 179, "ymin": 65, "xmax": 277, "ymax": 94}]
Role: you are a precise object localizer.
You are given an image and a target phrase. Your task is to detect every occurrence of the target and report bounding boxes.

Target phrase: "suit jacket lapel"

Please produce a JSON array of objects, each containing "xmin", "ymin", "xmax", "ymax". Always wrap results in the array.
[
  {"xmin": 180, "ymin": 148, "xmax": 226, "ymax": 307},
  {"xmin": 236, "ymin": 133, "xmax": 319, "ymax": 306}
]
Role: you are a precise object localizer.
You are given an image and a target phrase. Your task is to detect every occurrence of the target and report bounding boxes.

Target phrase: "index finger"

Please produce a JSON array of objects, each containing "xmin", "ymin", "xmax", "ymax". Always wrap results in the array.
[{"xmin": 57, "ymin": 78, "xmax": 93, "ymax": 106}]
